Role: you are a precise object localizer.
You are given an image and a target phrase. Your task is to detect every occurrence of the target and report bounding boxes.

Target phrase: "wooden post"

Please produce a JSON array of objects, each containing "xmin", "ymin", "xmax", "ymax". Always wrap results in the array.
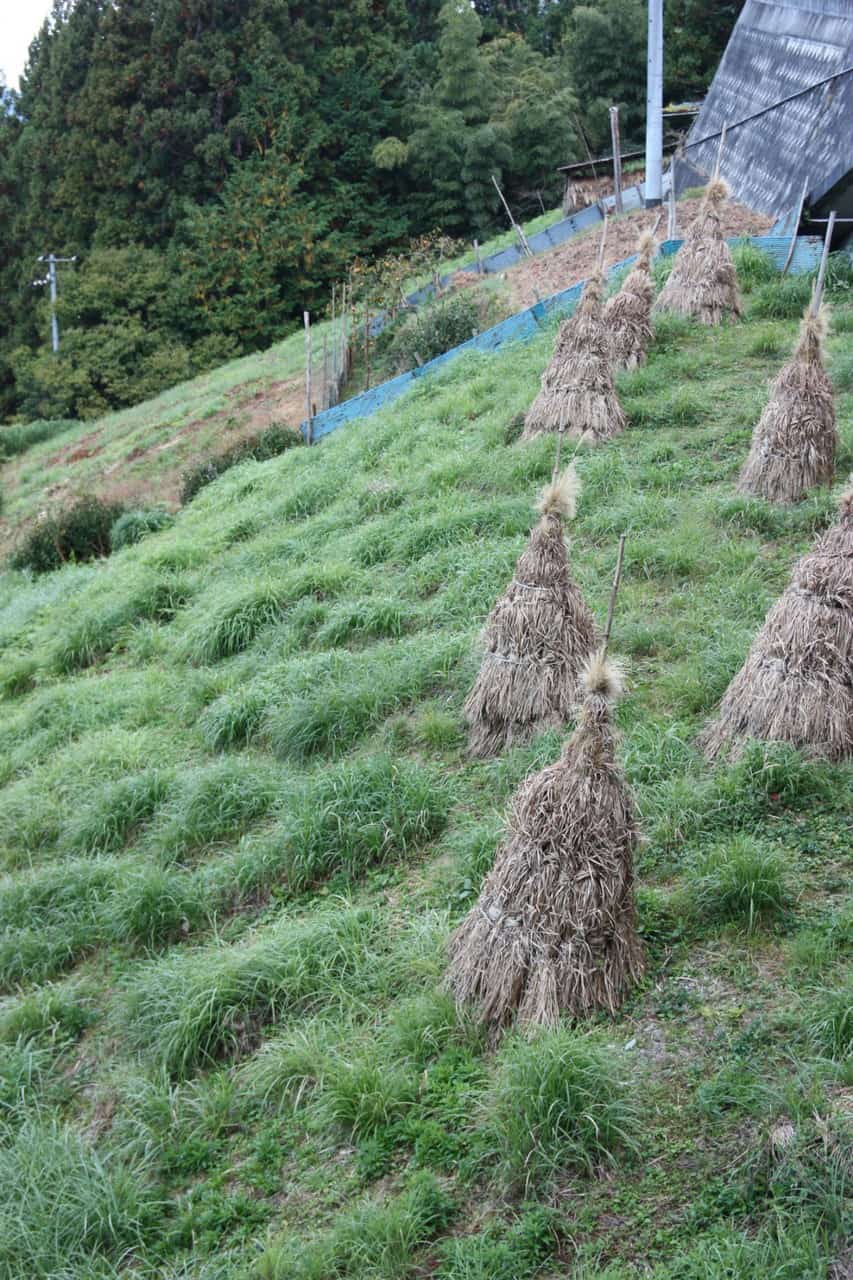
[
  {"xmin": 473, "ymin": 239, "xmax": 483, "ymax": 275},
  {"xmin": 491, "ymin": 174, "xmax": 533, "ymax": 257},
  {"xmin": 667, "ymin": 163, "xmax": 677, "ymax": 239},
  {"xmin": 363, "ymin": 304, "xmax": 370, "ymax": 391},
  {"xmin": 303, "ymin": 310, "xmax": 312, "ymax": 446},
  {"xmin": 812, "ymin": 211, "xmax": 836, "ymax": 313},
  {"xmin": 603, "ymin": 534, "xmax": 626, "ymax": 656},
  {"xmin": 609, "ymin": 106, "xmax": 623, "ymax": 213},
  {"xmin": 330, "ymin": 284, "xmax": 337, "ymax": 401},
  {"xmin": 782, "ymin": 176, "xmax": 810, "ymax": 276},
  {"xmin": 322, "ymin": 333, "xmax": 329, "ymax": 411},
  {"xmin": 597, "ymin": 212, "xmax": 608, "ymax": 270}
]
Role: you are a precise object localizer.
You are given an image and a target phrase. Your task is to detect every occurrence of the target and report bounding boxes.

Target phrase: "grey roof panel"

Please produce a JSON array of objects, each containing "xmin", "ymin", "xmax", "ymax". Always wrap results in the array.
[{"xmin": 682, "ymin": 0, "xmax": 853, "ymax": 217}]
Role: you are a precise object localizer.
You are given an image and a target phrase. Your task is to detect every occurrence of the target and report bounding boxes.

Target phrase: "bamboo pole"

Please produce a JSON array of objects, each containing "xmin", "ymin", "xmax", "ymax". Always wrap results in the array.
[
  {"xmin": 713, "ymin": 121, "xmax": 728, "ymax": 179},
  {"xmin": 603, "ymin": 534, "xmax": 626, "ymax": 655},
  {"xmin": 782, "ymin": 176, "xmax": 810, "ymax": 276},
  {"xmin": 492, "ymin": 174, "xmax": 533, "ymax": 257},
  {"xmin": 812, "ymin": 211, "xmax": 836, "ymax": 313}
]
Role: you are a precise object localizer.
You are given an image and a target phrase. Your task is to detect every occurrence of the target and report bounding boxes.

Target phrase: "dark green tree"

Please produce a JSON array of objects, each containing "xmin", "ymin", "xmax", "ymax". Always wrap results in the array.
[{"xmin": 564, "ymin": 0, "xmax": 646, "ymax": 151}]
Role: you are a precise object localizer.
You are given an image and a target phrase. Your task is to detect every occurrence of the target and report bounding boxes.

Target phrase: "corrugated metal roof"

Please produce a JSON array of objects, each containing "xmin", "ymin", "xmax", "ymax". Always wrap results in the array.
[{"xmin": 680, "ymin": 0, "xmax": 853, "ymax": 217}]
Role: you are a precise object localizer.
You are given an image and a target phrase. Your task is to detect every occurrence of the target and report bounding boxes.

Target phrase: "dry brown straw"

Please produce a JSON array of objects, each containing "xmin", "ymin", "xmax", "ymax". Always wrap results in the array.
[{"xmin": 700, "ymin": 483, "xmax": 853, "ymax": 761}]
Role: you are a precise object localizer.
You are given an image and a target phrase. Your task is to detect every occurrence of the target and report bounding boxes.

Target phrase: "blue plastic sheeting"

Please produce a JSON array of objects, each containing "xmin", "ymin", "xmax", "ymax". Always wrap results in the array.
[{"xmin": 302, "ymin": 235, "xmax": 823, "ymax": 443}]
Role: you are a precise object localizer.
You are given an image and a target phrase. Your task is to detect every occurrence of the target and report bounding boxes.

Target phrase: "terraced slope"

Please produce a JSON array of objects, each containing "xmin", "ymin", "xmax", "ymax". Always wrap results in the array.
[{"xmin": 0, "ymin": 255, "xmax": 851, "ymax": 1280}]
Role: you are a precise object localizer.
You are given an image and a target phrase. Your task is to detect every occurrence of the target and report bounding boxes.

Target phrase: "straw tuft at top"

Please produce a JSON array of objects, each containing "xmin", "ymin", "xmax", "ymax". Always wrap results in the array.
[
  {"xmin": 537, "ymin": 464, "xmax": 580, "ymax": 520},
  {"xmin": 581, "ymin": 651, "xmax": 624, "ymax": 701}
]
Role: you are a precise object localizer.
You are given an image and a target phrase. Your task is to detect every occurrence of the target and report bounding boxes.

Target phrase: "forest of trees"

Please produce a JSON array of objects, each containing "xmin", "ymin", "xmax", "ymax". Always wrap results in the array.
[{"xmin": 0, "ymin": 0, "xmax": 743, "ymax": 421}]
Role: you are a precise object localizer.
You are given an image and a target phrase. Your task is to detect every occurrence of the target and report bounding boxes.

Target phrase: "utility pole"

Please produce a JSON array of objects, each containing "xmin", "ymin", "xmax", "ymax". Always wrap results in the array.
[
  {"xmin": 34, "ymin": 254, "xmax": 77, "ymax": 353},
  {"xmin": 644, "ymin": 0, "xmax": 663, "ymax": 207}
]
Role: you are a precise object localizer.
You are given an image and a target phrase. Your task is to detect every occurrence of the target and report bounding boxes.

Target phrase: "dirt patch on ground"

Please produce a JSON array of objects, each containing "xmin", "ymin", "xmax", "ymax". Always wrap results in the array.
[
  {"xmin": 46, "ymin": 428, "xmax": 104, "ymax": 468},
  {"xmin": 0, "ymin": 374, "xmax": 305, "ymax": 557},
  {"xmin": 506, "ymin": 196, "xmax": 774, "ymax": 310}
]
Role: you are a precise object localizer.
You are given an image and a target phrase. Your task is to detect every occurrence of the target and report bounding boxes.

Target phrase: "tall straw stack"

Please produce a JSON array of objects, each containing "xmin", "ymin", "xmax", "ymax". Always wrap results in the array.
[
  {"xmin": 604, "ymin": 229, "xmax": 657, "ymax": 370},
  {"xmin": 701, "ymin": 483, "xmax": 853, "ymax": 762},
  {"xmin": 522, "ymin": 269, "xmax": 627, "ymax": 444},
  {"xmin": 449, "ymin": 651, "xmax": 645, "ymax": 1030},
  {"xmin": 738, "ymin": 306, "xmax": 837, "ymax": 503},
  {"xmin": 465, "ymin": 466, "xmax": 597, "ymax": 758},
  {"xmin": 523, "ymin": 220, "xmax": 626, "ymax": 445},
  {"xmin": 652, "ymin": 178, "xmax": 742, "ymax": 325}
]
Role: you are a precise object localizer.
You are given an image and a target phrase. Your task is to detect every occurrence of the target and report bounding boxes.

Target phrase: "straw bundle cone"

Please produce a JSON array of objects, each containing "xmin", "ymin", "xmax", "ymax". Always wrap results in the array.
[
  {"xmin": 738, "ymin": 307, "xmax": 837, "ymax": 503},
  {"xmin": 701, "ymin": 484, "xmax": 853, "ymax": 761},
  {"xmin": 450, "ymin": 653, "xmax": 645, "ymax": 1031},
  {"xmin": 604, "ymin": 230, "xmax": 656, "ymax": 370},
  {"xmin": 464, "ymin": 466, "xmax": 597, "ymax": 759},
  {"xmin": 653, "ymin": 178, "xmax": 742, "ymax": 324},
  {"xmin": 522, "ymin": 269, "xmax": 627, "ymax": 445}
]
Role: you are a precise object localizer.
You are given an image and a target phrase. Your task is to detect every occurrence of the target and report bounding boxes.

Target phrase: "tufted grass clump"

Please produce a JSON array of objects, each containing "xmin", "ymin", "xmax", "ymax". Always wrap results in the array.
[
  {"xmin": 282, "ymin": 753, "xmax": 451, "ymax": 890},
  {"xmin": 52, "ymin": 576, "xmax": 191, "ymax": 672},
  {"xmin": 731, "ymin": 241, "xmax": 779, "ymax": 292},
  {"xmin": 256, "ymin": 1171, "xmax": 455, "ymax": 1280},
  {"xmin": 65, "ymin": 769, "xmax": 173, "ymax": 856},
  {"xmin": 0, "ymin": 860, "xmax": 120, "ymax": 987},
  {"xmin": 802, "ymin": 983, "xmax": 852, "ymax": 1060},
  {"xmin": 480, "ymin": 1029, "xmax": 640, "ymax": 1194},
  {"xmin": 748, "ymin": 274, "xmax": 812, "ymax": 320},
  {"xmin": 0, "ymin": 990, "xmax": 95, "ymax": 1048},
  {"xmin": 146, "ymin": 757, "xmax": 279, "ymax": 861},
  {"xmin": 197, "ymin": 682, "xmax": 275, "ymax": 750},
  {"xmin": 435, "ymin": 1207, "xmax": 558, "ymax": 1280},
  {"xmin": 0, "ymin": 1039, "xmax": 64, "ymax": 1124},
  {"xmin": 317, "ymin": 1050, "xmax": 418, "ymax": 1140},
  {"xmin": 119, "ymin": 906, "xmax": 387, "ymax": 1076},
  {"xmin": 184, "ymin": 582, "xmax": 286, "ymax": 663},
  {"xmin": 0, "ymin": 1119, "xmax": 159, "ymax": 1279},
  {"xmin": 267, "ymin": 634, "xmax": 465, "ymax": 761},
  {"xmin": 684, "ymin": 836, "xmax": 794, "ymax": 932},
  {"xmin": 316, "ymin": 598, "xmax": 409, "ymax": 646},
  {"xmin": 110, "ymin": 507, "xmax": 174, "ymax": 550}
]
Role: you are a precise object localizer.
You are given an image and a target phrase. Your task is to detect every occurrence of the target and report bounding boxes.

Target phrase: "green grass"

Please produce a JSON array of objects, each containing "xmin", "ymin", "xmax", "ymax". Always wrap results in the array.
[
  {"xmin": 480, "ymin": 1028, "xmax": 641, "ymax": 1194},
  {"xmin": 0, "ymin": 1119, "xmax": 159, "ymax": 1280},
  {"xmin": 684, "ymin": 837, "xmax": 795, "ymax": 932},
  {"xmin": 0, "ymin": 257, "xmax": 850, "ymax": 1280}
]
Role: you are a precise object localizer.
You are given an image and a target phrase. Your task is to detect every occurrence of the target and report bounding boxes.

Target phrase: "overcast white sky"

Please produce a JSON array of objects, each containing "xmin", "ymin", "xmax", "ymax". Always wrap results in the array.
[{"xmin": 1, "ymin": 0, "xmax": 54, "ymax": 89}]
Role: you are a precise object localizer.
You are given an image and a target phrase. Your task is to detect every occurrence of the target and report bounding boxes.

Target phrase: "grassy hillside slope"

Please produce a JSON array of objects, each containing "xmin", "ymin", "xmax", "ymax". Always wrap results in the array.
[
  {"xmin": 0, "ymin": 195, "xmax": 771, "ymax": 557},
  {"xmin": 0, "ymin": 255, "xmax": 851, "ymax": 1279}
]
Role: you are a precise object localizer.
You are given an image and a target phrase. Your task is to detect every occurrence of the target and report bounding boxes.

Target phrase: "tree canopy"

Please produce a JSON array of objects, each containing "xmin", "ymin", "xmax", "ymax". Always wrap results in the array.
[{"xmin": 0, "ymin": 0, "xmax": 743, "ymax": 420}]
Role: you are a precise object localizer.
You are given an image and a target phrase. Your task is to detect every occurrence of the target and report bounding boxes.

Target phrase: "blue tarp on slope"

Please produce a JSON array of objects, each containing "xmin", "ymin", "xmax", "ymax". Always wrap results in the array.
[{"xmin": 304, "ymin": 234, "xmax": 823, "ymax": 444}]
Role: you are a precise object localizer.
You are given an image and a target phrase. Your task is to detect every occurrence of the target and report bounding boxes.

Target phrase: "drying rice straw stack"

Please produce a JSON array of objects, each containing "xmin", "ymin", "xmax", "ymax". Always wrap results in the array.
[
  {"xmin": 450, "ymin": 542, "xmax": 645, "ymax": 1032},
  {"xmin": 652, "ymin": 176, "xmax": 742, "ymax": 324},
  {"xmin": 523, "ymin": 219, "xmax": 627, "ymax": 445},
  {"xmin": 701, "ymin": 481, "xmax": 853, "ymax": 762},
  {"xmin": 464, "ymin": 463, "xmax": 597, "ymax": 759},
  {"xmin": 653, "ymin": 129, "xmax": 741, "ymax": 325},
  {"xmin": 604, "ymin": 226, "xmax": 658, "ymax": 370},
  {"xmin": 738, "ymin": 216, "xmax": 838, "ymax": 504}
]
